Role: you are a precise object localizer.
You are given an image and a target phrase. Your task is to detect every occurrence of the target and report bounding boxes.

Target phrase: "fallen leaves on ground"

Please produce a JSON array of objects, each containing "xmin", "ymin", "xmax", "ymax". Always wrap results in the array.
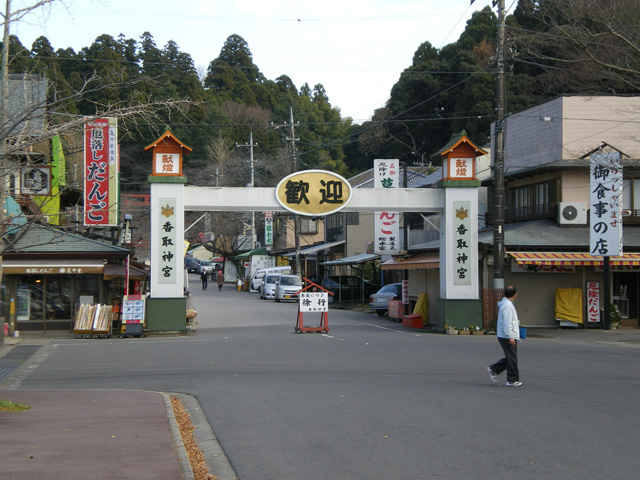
[{"xmin": 170, "ymin": 396, "xmax": 217, "ymax": 480}]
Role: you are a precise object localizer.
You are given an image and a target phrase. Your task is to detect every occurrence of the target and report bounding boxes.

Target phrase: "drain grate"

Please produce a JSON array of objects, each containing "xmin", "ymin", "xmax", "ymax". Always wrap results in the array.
[{"xmin": 0, "ymin": 345, "xmax": 42, "ymax": 382}]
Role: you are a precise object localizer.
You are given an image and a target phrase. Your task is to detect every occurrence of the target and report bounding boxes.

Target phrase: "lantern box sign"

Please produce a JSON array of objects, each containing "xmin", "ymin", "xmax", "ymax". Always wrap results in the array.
[
  {"xmin": 144, "ymin": 129, "xmax": 192, "ymax": 177},
  {"xmin": 436, "ymin": 132, "xmax": 486, "ymax": 182},
  {"xmin": 275, "ymin": 170, "xmax": 352, "ymax": 216}
]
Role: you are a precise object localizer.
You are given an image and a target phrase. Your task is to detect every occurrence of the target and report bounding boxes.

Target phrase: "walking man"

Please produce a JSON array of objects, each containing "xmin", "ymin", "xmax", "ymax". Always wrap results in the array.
[
  {"xmin": 488, "ymin": 285, "xmax": 522, "ymax": 387},
  {"xmin": 200, "ymin": 270, "xmax": 208, "ymax": 290}
]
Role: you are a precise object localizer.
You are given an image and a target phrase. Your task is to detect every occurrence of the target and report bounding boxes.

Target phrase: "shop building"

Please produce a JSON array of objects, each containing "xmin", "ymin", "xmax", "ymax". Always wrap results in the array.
[{"xmin": 1, "ymin": 224, "xmax": 145, "ymax": 333}]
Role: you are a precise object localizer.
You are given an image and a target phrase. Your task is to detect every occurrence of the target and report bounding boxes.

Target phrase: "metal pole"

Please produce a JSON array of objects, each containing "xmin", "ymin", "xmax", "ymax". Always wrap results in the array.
[
  {"xmin": 603, "ymin": 257, "xmax": 611, "ymax": 330},
  {"xmin": 492, "ymin": 0, "xmax": 506, "ymax": 290},
  {"xmin": 249, "ymin": 130, "xmax": 255, "ymax": 250},
  {"xmin": 289, "ymin": 107, "xmax": 302, "ymax": 277},
  {"xmin": 236, "ymin": 131, "xmax": 258, "ymax": 250}
]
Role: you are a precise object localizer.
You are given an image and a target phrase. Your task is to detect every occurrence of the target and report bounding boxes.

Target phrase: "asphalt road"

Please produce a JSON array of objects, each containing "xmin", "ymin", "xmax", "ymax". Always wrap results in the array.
[{"xmin": 12, "ymin": 275, "xmax": 640, "ymax": 479}]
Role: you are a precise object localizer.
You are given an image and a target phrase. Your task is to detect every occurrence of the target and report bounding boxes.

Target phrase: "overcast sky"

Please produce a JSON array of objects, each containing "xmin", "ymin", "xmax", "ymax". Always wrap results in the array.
[{"xmin": 12, "ymin": 0, "xmax": 496, "ymax": 121}]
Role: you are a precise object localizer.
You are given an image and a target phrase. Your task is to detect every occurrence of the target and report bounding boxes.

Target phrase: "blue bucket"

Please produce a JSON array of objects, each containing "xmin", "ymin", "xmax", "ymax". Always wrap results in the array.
[{"xmin": 519, "ymin": 326, "xmax": 527, "ymax": 339}]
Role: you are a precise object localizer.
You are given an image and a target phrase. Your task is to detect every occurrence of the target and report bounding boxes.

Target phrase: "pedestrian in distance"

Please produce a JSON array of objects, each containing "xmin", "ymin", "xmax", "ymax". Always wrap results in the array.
[
  {"xmin": 200, "ymin": 270, "xmax": 208, "ymax": 290},
  {"xmin": 487, "ymin": 285, "xmax": 523, "ymax": 387},
  {"xmin": 216, "ymin": 270, "xmax": 225, "ymax": 291}
]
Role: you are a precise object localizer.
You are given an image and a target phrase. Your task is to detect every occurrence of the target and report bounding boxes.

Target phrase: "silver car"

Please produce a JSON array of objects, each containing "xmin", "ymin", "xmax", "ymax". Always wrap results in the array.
[
  {"xmin": 274, "ymin": 275, "xmax": 302, "ymax": 302},
  {"xmin": 369, "ymin": 283, "xmax": 402, "ymax": 316},
  {"xmin": 260, "ymin": 273, "xmax": 281, "ymax": 300}
]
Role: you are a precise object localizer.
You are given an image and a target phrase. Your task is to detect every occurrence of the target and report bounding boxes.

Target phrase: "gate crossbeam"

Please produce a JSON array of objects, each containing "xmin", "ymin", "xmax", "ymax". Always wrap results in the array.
[{"xmin": 183, "ymin": 187, "xmax": 444, "ymax": 213}]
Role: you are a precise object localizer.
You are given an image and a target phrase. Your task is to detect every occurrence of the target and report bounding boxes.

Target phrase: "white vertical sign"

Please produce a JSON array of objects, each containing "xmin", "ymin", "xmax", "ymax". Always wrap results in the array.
[
  {"xmin": 402, "ymin": 280, "xmax": 409, "ymax": 305},
  {"xmin": 590, "ymin": 152, "xmax": 622, "ymax": 256},
  {"xmin": 452, "ymin": 200, "xmax": 472, "ymax": 285},
  {"xmin": 374, "ymin": 159, "xmax": 400, "ymax": 254},
  {"xmin": 586, "ymin": 281, "xmax": 600, "ymax": 323},
  {"xmin": 156, "ymin": 197, "xmax": 178, "ymax": 284},
  {"xmin": 264, "ymin": 212, "xmax": 273, "ymax": 246}
]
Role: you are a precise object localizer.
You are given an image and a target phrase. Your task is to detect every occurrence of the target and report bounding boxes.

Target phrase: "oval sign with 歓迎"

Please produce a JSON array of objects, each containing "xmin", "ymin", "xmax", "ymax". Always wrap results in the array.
[{"xmin": 275, "ymin": 170, "xmax": 352, "ymax": 216}]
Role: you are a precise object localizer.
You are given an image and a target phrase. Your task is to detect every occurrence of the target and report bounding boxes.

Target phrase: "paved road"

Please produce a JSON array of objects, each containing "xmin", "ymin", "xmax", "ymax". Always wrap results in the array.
[{"xmin": 9, "ymin": 275, "xmax": 640, "ymax": 479}]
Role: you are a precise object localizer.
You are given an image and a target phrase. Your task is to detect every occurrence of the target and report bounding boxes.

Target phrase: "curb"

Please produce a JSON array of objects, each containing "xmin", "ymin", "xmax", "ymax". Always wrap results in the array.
[
  {"xmin": 162, "ymin": 392, "xmax": 195, "ymax": 480},
  {"xmin": 171, "ymin": 392, "xmax": 238, "ymax": 480}
]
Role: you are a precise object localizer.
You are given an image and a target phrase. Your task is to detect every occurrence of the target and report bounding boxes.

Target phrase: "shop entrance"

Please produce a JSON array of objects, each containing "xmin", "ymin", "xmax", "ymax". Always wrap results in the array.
[
  {"xmin": 11, "ymin": 274, "xmax": 101, "ymax": 331},
  {"xmin": 613, "ymin": 271, "xmax": 639, "ymax": 326}
]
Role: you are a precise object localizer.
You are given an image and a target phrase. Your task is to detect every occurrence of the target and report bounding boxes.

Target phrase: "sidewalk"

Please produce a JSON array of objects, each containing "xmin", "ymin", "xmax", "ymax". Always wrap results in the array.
[
  {"xmin": 0, "ymin": 389, "xmax": 189, "ymax": 480},
  {"xmin": 0, "ymin": 334, "xmax": 236, "ymax": 480}
]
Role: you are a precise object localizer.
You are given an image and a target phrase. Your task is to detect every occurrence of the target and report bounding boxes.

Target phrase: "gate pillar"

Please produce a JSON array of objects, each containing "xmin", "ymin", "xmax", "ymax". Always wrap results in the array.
[
  {"xmin": 145, "ymin": 130, "xmax": 191, "ymax": 332},
  {"xmin": 435, "ymin": 133, "xmax": 486, "ymax": 329}
]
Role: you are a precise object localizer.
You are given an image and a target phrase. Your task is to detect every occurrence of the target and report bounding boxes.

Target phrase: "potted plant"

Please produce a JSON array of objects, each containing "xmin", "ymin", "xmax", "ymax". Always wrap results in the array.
[{"xmin": 609, "ymin": 304, "xmax": 622, "ymax": 329}]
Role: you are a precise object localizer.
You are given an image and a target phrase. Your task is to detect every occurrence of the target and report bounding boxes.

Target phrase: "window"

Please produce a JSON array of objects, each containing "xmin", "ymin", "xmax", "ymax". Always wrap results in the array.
[
  {"xmin": 622, "ymin": 179, "xmax": 640, "ymax": 210},
  {"xmin": 326, "ymin": 213, "xmax": 343, "ymax": 229},
  {"xmin": 508, "ymin": 181, "xmax": 555, "ymax": 220},
  {"xmin": 299, "ymin": 218, "xmax": 317, "ymax": 234},
  {"xmin": 346, "ymin": 212, "xmax": 359, "ymax": 225}
]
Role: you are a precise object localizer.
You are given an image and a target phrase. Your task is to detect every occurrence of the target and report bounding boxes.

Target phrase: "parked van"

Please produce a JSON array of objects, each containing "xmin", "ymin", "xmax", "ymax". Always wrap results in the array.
[{"xmin": 251, "ymin": 266, "xmax": 292, "ymax": 293}]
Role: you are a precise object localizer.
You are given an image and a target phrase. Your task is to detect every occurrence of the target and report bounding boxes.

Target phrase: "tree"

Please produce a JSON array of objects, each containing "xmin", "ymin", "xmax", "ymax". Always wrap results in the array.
[
  {"xmin": 511, "ymin": 0, "xmax": 640, "ymax": 93},
  {"xmin": 0, "ymin": 3, "xmax": 197, "ymax": 266}
]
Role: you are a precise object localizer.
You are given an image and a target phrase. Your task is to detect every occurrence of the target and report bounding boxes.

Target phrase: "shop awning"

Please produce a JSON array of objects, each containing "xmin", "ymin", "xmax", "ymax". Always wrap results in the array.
[
  {"xmin": 103, "ymin": 263, "xmax": 149, "ymax": 280},
  {"xmin": 381, "ymin": 254, "xmax": 440, "ymax": 270},
  {"xmin": 322, "ymin": 253, "xmax": 379, "ymax": 266},
  {"xmin": 284, "ymin": 240, "xmax": 346, "ymax": 258},
  {"xmin": 234, "ymin": 247, "xmax": 269, "ymax": 260},
  {"xmin": 1, "ymin": 259, "xmax": 104, "ymax": 274},
  {"xmin": 509, "ymin": 252, "xmax": 640, "ymax": 266}
]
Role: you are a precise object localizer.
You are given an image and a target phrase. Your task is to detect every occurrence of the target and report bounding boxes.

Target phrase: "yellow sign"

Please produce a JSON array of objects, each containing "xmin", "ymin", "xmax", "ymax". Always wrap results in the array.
[{"xmin": 275, "ymin": 170, "xmax": 352, "ymax": 216}]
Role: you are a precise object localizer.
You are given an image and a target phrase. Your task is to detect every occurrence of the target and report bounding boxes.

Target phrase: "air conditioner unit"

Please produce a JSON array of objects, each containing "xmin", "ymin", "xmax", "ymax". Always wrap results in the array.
[{"xmin": 558, "ymin": 202, "xmax": 587, "ymax": 225}]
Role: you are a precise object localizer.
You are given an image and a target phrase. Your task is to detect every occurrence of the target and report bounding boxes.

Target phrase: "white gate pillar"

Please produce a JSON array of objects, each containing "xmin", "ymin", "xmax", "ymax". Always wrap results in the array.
[
  {"xmin": 435, "ymin": 134, "xmax": 487, "ymax": 329},
  {"xmin": 145, "ymin": 130, "xmax": 192, "ymax": 332}
]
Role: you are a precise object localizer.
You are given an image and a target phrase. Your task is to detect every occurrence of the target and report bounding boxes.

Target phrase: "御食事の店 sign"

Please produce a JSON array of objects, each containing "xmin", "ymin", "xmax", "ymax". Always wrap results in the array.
[
  {"xmin": 589, "ymin": 151, "xmax": 622, "ymax": 256},
  {"xmin": 275, "ymin": 170, "xmax": 352, "ymax": 216}
]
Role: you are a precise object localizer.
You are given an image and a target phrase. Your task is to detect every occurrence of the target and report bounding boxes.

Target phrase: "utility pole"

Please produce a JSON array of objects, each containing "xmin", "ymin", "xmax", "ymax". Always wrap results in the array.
[
  {"xmin": 0, "ymin": 1, "xmax": 11, "ymax": 347},
  {"xmin": 236, "ymin": 131, "xmax": 258, "ymax": 250},
  {"xmin": 272, "ymin": 107, "xmax": 301, "ymax": 276},
  {"xmin": 492, "ymin": 0, "xmax": 506, "ymax": 291}
]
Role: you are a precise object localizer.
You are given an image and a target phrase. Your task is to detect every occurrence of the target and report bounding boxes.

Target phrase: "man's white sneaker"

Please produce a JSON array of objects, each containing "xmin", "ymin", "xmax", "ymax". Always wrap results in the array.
[
  {"xmin": 487, "ymin": 367, "xmax": 498, "ymax": 383},
  {"xmin": 505, "ymin": 381, "xmax": 523, "ymax": 387}
]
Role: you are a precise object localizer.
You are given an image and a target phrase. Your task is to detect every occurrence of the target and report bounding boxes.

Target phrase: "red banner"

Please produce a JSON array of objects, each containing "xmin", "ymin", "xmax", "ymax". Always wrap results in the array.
[{"xmin": 84, "ymin": 118, "xmax": 116, "ymax": 225}]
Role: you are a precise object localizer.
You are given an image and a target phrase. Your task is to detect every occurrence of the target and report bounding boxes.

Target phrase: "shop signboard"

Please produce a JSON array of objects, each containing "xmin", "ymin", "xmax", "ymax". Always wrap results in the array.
[
  {"xmin": 586, "ymin": 281, "xmax": 600, "ymax": 323},
  {"xmin": 373, "ymin": 159, "xmax": 400, "ymax": 254},
  {"xmin": 122, "ymin": 295, "xmax": 145, "ymax": 324},
  {"xmin": 402, "ymin": 280, "xmax": 409, "ymax": 305},
  {"xmin": 264, "ymin": 212, "xmax": 273, "ymax": 246},
  {"xmin": 511, "ymin": 263, "xmax": 576, "ymax": 273},
  {"xmin": 299, "ymin": 292, "xmax": 329, "ymax": 312},
  {"xmin": 589, "ymin": 151, "xmax": 622, "ymax": 256},
  {"xmin": 84, "ymin": 117, "xmax": 119, "ymax": 226}
]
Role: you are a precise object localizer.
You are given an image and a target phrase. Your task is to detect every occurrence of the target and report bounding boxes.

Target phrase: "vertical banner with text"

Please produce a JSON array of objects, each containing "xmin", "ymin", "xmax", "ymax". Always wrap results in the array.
[
  {"xmin": 590, "ymin": 152, "xmax": 622, "ymax": 256},
  {"xmin": 264, "ymin": 212, "xmax": 273, "ymax": 246},
  {"xmin": 84, "ymin": 117, "xmax": 118, "ymax": 225},
  {"xmin": 374, "ymin": 159, "xmax": 400, "ymax": 254},
  {"xmin": 586, "ymin": 281, "xmax": 601, "ymax": 323}
]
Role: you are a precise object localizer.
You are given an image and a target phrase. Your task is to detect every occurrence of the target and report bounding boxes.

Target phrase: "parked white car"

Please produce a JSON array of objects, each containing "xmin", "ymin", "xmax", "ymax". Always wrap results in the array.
[
  {"xmin": 274, "ymin": 275, "xmax": 302, "ymax": 302},
  {"xmin": 260, "ymin": 273, "xmax": 281, "ymax": 300}
]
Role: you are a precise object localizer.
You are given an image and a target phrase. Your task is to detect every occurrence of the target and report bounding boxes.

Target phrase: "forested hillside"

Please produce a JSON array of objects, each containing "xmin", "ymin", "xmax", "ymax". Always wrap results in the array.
[{"xmin": 5, "ymin": 0, "xmax": 638, "ymax": 192}]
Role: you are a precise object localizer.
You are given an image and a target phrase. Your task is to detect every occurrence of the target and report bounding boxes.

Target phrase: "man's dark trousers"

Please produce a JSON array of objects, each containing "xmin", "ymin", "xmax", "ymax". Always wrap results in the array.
[{"xmin": 490, "ymin": 337, "xmax": 519, "ymax": 383}]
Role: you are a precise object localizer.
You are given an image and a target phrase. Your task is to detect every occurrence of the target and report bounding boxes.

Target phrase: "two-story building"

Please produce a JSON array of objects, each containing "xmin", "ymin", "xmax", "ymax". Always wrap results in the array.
[{"xmin": 481, "ymin": 95, "xmax": 640, "ymax": 328}]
